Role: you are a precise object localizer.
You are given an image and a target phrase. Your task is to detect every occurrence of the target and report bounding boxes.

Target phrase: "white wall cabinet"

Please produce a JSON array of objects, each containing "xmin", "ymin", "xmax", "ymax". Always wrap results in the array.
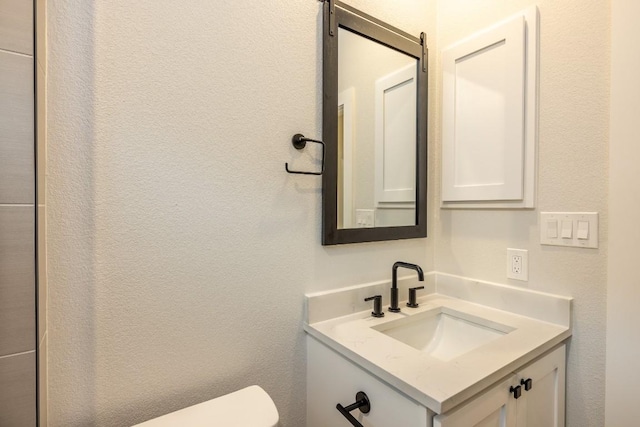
[
  {"xmin": 441, "ymin": 15, "xmax": 525, "ymax": 203},
  {"xmin": 307, "ymin": 336, "xmax": 565, "ymax": 427},
  {"xmin": 441, "ymin": 7, "xmax": 538, "ymax": 209}
]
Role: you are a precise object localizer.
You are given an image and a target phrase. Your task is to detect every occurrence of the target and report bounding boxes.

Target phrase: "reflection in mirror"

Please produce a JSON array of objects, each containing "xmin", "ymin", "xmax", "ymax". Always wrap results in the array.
[{"xmin": 338, "ymin": 28, "xmax": 417, "ymax": 229}]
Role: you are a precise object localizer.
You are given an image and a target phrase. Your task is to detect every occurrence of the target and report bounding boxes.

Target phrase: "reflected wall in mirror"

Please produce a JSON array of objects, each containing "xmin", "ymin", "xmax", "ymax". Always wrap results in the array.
[
  {"xmin": 322, "ymin": 0, "xmax": 428, "ymax": 245},
  {"xmin": 338, "ymin": 28, "xmax": 418, "ymax": 229}
]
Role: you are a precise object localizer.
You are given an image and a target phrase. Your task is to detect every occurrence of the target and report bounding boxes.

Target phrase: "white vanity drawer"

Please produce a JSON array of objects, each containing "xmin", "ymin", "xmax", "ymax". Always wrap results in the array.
[{"xmin": 307, "ymin": 336, "xmax": 431, "ymax": 427}]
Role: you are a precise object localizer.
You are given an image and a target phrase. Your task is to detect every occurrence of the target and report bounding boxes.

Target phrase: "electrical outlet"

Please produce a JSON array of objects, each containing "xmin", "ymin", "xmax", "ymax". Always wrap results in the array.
[
  {"xmin": 512, "ymin": 255, "xmax": 522, "ymax": 274},
  {"xmin": 507, "ymin": 248, "xmax": 528, "ymax": 281}
]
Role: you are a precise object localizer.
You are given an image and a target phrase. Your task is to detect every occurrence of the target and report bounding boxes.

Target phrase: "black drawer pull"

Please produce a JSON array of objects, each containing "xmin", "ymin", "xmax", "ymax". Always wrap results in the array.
[
  {"xmin": 521, "ymin": 377, "xmax": 533, "ymax": 391},
  {"xmin": 336, "ymin": 391, "xmax": 370, "ymax": 427},
  {"xmin": 510, "ymin": 385, "xmax": 522, "ymax": 399}
]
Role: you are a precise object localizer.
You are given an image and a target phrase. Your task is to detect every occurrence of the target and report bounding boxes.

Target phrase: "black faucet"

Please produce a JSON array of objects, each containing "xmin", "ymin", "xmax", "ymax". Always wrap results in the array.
[{"xmin": 389, "ymin": 261, "xmax": 424, "ymax": 312}]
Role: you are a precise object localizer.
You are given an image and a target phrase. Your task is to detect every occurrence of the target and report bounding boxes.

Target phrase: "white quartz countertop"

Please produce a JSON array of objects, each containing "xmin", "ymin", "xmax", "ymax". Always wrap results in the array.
[{"xmin": 304, "ymin": 273, "xmax": 572, "ymax": 414}]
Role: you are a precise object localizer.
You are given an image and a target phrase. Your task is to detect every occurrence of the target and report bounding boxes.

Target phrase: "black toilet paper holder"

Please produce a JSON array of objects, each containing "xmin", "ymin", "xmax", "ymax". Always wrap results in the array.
[{"xmin": 284, "ymin": 133, "xmax": 325, "ymax": 176}]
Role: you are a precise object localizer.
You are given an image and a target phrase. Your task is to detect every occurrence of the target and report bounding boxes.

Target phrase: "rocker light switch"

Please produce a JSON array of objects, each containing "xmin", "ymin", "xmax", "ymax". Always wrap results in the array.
[
  {"xmin": 577, "ymin": 221, "xmax": 590, "ymax": 240},
  {"xmin": 540, "ymin": 212, "xmax": 598, "ymax": 249}
]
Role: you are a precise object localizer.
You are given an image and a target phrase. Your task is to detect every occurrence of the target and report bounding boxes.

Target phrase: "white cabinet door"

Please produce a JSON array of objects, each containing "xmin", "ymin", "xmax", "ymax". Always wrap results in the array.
[
  {"xmin": 515, "ymin": 345, "xmax": 566, "ymax": 427},
  {"xmin": 434, "ymin": 344, "xmax": 566, "ymax": 427},
  {"xmin": 441, "ymin": 6, "xmax": 538, "ymax": 208},
  {"xmin": 307, "ymin": 336, "xmax": 430, "ymax": 427},
  {"xmin": 433, "ymin": 376, "xmax": 517, "ymax": 427},
  {"xmin": 441, "ymin": 14, "xmax": 525, "ymax": 202},
  {"xmin": 374, "ymin": 62, "xmax": 417, "ymax": 206}
]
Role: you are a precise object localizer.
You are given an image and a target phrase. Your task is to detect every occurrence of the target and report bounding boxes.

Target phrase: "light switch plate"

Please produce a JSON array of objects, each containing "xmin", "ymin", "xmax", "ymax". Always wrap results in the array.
[
  {"xmin": 540, "ymin": 212, "xmax": 598, "ymax": 248},
  {"xmin": 355, "ymin": 209, "xmax": 375, "ymax": 228}
]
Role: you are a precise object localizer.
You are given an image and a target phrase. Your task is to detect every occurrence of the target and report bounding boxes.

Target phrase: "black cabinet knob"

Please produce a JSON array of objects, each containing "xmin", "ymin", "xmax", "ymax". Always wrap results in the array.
[
  {"xmin": 510, "ymin": 385, "xmax": 522, "ymax": 399},
  {"xmin": 520, "ymin": 378, "xmax": 533, "ymax": 391}
]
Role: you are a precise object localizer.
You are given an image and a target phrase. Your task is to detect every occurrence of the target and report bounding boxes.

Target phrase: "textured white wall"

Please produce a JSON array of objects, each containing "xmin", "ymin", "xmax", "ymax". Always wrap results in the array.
[
  {"xmin": 434, "ymin": 1, "xmax": 609, "ymax": 426},
  {"xmin": 46, "ymin": 0, "xmax": 435, "ymax": 426},
  {"xmin": 606, "ymin": 0, "xmax": 640, "ymax": 424},
  {"xmin": 48, "ymin": 0, "xmax": 610, "ymax": 425}
]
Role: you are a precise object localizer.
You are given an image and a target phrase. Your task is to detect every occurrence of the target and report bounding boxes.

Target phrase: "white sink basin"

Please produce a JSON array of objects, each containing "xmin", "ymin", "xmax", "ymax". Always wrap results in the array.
[{"xmin": 372, "ymin": 307, "xmax": 515, "ymax": 361}]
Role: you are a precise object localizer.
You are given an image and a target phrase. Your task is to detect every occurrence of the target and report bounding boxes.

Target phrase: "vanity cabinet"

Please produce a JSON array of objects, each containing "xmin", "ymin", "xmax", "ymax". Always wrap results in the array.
[
  {"xmin": 307, "ymin": 336, "xmax": 431, "ymax": 427},
  {"xmin": 435, "ymin": 375, "xmax": 516, "ymax": 427},
  {"xmin": 307, "ymin": 336, "xmax": 565, "ymax": 427},
  {"xmin": 435, "ymin": 345, "xmax": 565, "ymax": 427}
]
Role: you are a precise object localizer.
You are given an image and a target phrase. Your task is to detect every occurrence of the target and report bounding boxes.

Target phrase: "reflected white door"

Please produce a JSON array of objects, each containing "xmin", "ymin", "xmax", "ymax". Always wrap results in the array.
[{"xmin": 374, "ymin": 62, "xmax": 417, "ymax": 207}]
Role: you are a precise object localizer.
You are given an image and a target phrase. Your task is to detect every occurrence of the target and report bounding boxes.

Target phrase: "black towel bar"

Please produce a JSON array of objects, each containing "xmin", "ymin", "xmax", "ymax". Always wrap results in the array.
[{"xmin": 336, "ymin": 391, "xmax": 370, "ymax": 427}]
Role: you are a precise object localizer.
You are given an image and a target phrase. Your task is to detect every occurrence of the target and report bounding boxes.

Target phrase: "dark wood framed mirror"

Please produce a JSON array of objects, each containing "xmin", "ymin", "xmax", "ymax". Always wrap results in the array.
[{"xmin": 322, "ymin": 0, "xmax": 428, "ymax": 245}]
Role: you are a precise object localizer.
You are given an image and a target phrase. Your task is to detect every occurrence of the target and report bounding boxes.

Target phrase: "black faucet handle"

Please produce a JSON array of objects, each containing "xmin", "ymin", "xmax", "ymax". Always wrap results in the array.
[
  {"xmin": 406, "ymin": 286, "xmax": 425, "ymax": 308},
  {"xmin": 364, "ymin": 295, "xmax": 385, "ymax": 318}
]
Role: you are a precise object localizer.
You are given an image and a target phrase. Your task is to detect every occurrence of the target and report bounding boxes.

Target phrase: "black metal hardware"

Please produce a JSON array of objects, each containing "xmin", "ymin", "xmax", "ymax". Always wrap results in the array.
[
  {"xmin": 389, "ymin": 287, "xmax": 401, "ymax": 312},
  {"xmin": 390, "ymin": 262, "xmax": 424, "ymax": 313},
  {"xmin": 510, "ymin": 385, "xmax": 522, "ymax": 399},
  {"xmin": 406, "ymin": 286, "xmax": 425, "ymax": 308},
  {"xmin": 285, "ymin": 134, "xmax": 325, "ymax": 175},
  {"xmin": 364, "ymin": 295, "xmax": 384, "ymax": 318},
  {"xmin": 521, "ymin": 378, "xmax": 533, "ymax": 391},
  {"xmin": 420, "ymin": 32, "xmax": 428, "ymax": 72},
  {"xmin": 328, "ymin": 0, "xmax": 336, "ymax": 36},
  {"xmin": 333, "ymin": 1, "xmax": 422, "ymax": 44},
  {"xmin": 336, "ymin": 391, "xmax": 370, "ymax": 427}
]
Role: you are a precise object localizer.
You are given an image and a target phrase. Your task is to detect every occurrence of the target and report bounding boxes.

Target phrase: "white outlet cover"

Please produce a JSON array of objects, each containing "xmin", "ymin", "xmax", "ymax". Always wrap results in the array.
[{"xmin": 507, "ymin": 248, "xmax": 528, "ymax": 281}]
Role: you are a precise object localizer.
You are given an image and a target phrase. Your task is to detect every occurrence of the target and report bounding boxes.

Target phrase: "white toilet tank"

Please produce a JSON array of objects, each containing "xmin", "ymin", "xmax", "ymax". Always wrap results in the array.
[{"xmin": 133, "ymin": 385, "xmax": 279, "ymax": 427}]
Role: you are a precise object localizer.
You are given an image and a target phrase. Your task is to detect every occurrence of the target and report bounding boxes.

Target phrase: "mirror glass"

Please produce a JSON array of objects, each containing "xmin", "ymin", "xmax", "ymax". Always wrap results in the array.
[
  {"xmin": 337, "ymin": 28, "xmax": 418, "ymax": 229},
  {"xmin": 322, "ymin": 0, "xmax": 427, "ymax": 245}
]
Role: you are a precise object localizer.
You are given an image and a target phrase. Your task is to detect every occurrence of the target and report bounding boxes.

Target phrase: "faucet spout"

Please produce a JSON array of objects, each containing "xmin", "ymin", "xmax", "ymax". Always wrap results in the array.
[{"xmin": 389, "ymin": 261, "xmax": 424, "ymax": 312}]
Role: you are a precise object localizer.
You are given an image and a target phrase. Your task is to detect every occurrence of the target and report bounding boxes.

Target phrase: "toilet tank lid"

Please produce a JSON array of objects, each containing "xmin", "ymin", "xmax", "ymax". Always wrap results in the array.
[{"xmin": 133, "ymin": 385, "xmax": 279, "ymax": 427}]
